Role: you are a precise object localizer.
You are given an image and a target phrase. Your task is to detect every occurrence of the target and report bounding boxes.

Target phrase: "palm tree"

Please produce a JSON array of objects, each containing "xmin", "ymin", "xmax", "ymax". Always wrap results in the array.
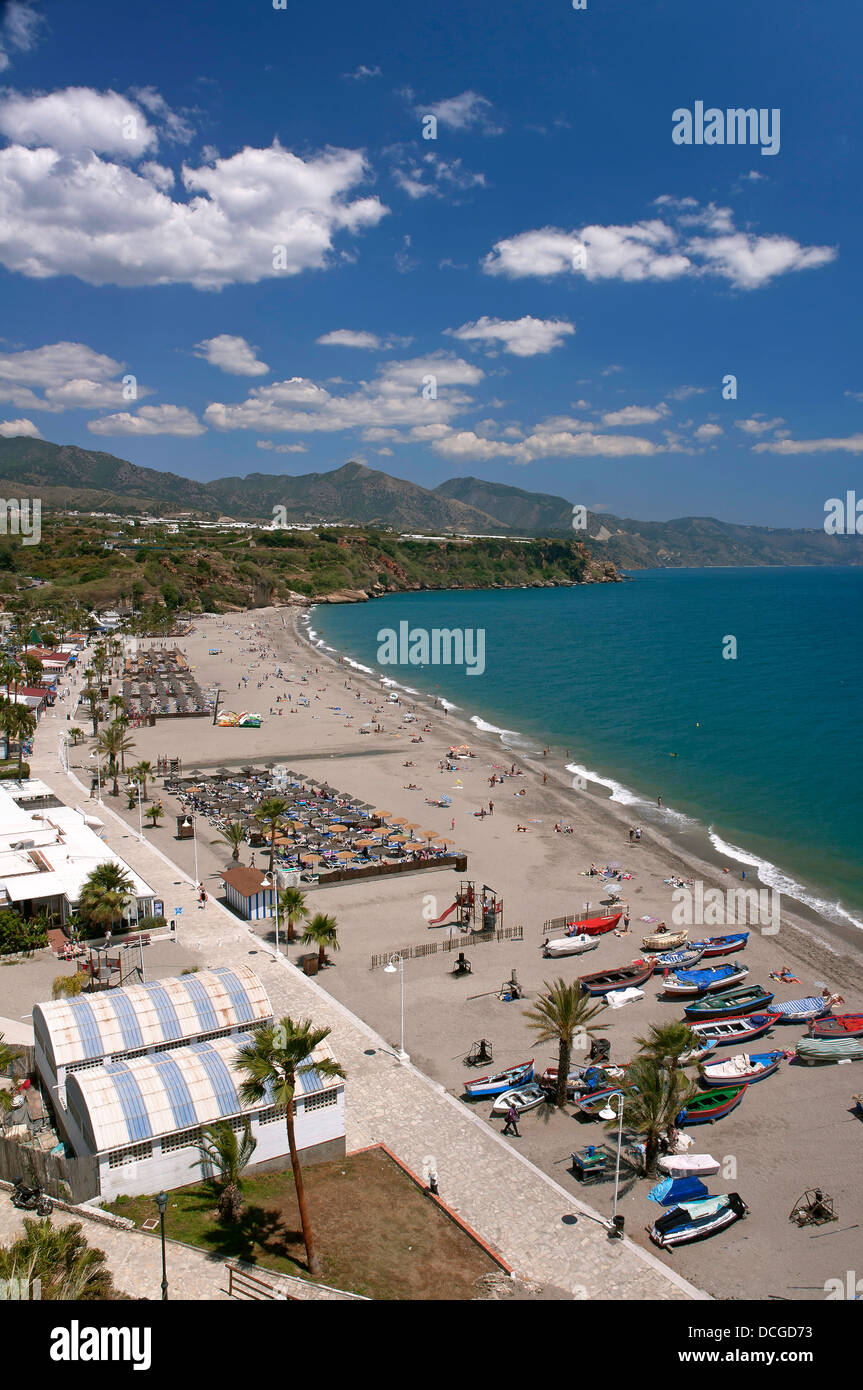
[
  {"xmin": 78, "ymin": 862, "xmax": 135, "ymax": 935},
  {"xmin": 82, "ymin": 679, "xmax": 101, "ymax": 737},
  {"xmin": 634, "ymin": 1020, "xmax": 700, "ymax": 1072},
  {"xmin": 131, "ymin": 760, "xmax": 153, "ymax": 799},
  {"xmin": 210, "ymin": 821, "xmax": 247, "ymax": 862},
  {"xmin": 22, "ymin": 652, "xmax": 43, "ymax": 686},
  {"xmin": 68, "ymin": 727, "xmax": 84, "ymax": 747},
  {"xmin": 0, "ymin": 1217, "xmax": 125, "ymax": 1300},
  {"xmin": 97, "ymin": 723, "xmax": 136, "ymax": 795},
  {"xmin": 279, "ymin": 886, "xmax": 307, "ymax": 944},
  {"xmin": 145, "ymin": 805, "xmax": 164, "ymax": 829},
  {"xmin": 523, "ymin": 978, "xmax": 606, "ymax": 1107},
  {"xmin": 254, "ymin": 796, "xmax": 291, "ymax": 873},
  {"xmin": 4, "ymin": 703, "xmax": 35, "ymax": 776},
  {"xmin": 301, "ymin": 912, "xmax": 340, "ymax": 968},
  {"xmin": 609, "ymin": 1057, "xmax": 697, "ymax": 1175},
  {"xmin": 0, "ymin": 659, "xmax": 19, "ymax": 704},
  {"xmin": 235, "ymin": 1017, "xmax": 346, "ymax": 1279},
  {"xmin": 192, "ymin": 1120, "xmax": 257, "ymax": 1224},
  {"xmin": 0, "ymin": 1031, "xmax": 18, "ymax": 1075}
]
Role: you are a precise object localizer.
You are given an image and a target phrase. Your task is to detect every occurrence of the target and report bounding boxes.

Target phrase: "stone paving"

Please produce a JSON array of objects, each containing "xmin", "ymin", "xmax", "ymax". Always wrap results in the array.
[{"xmin": 17, "ymin": 721, "xmax": 706, "ymax": 1302}]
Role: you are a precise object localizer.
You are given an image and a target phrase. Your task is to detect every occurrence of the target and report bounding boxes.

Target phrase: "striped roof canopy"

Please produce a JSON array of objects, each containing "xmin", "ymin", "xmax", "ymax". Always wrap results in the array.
[
  {"xmin": 34, "ymin": 966, "xmax": 272, "ymax": 1069},
  {"xmin": 65, "ymin": 1034, "xmax": 340, "ymax": 1152}
]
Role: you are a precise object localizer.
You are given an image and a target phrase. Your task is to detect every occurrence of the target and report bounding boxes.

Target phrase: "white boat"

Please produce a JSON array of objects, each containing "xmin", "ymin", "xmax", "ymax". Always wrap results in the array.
[
  {"xmin": 543, "ymin": 933, "xmax": 600, "ymax": 958},
  {"xmin": 657, "ymin": 1153, "xmax": 722, "ymax": 1177},
  {"xmin": 491, "ymin": 1083, "xmax": 549, "ymax": 1115}
]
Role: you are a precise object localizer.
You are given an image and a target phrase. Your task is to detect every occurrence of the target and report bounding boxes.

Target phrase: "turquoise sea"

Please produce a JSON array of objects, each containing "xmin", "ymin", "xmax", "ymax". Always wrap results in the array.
[{"xmin": 307, "ymin": 568, "xmax": 863, "ymax": 930}]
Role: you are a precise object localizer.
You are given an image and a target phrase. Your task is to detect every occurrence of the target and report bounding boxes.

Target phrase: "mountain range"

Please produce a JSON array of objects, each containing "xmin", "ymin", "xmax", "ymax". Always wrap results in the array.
[{"xmin": 0, "ymin": 436, "xmax": 859, "ymax": 570}]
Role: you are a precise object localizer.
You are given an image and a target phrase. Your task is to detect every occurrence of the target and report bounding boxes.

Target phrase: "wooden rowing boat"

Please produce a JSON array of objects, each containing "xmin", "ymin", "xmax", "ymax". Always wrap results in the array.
[
  {"xmin": 491, "ymin": 1083, "xmax": 548, "ymax": 1115},
  {"xmin": 771, "ymin": 997, "xmax": 831, "ymax": 1024},
  {"xmin": 464, "ymin": 1059, "xmax": 534, "ymax": 1098},
  {"xmin": 641, "ymin": 928, "xmax": 688, "ymax": 952},
  {"xmin": 653, "ymin": 946, "xmax": 705, "ymax": 972},
  {"xmin": 543, "ymin": 933, "xmax": 600, "ymax": 958},
  {"xmin": 689, "ymin": 1011, "xmax": 782, "ymax": 1046},
  {"xmin": 662, "ymin": 963, "xmax": 749, "ymax": 997},
  {"xmin": 683, "ymin": 984, "xmax": 774, "ymax": 1020},
  {"xmin": 700, "ymin": 1050, "xmax": 784, "ymax": 1086},
  {"xmin": 808, "ymin": 1013, "xmax": 863, "ymax": 1040},
  {"xmin": 579, "ymin": 959, "xmax": 654, "ymax": 996},
  {"xmin": 689, "ymin": 932, "xmax": 749, "ymax": 958},
  {"xmin": 677, "ymin": 1082, "xmax": 748, "ymax": 1126},
  {"xmin": 567, "ymin": 912, "xmax": 622, "ymax": 937},
  {"xmin": 795, "ymin": 1038, "xmax": 863, "ymax": 1066},
  {"xmin": 649, "ymin": 1192, "xmax": 748, "ymax": 1248}
]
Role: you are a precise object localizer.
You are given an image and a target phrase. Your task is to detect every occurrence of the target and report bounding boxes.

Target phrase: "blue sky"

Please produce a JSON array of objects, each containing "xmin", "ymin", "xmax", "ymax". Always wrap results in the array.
[{"xmin": 0, "ymin": 0, "xmax": 860, "ymax": 525}]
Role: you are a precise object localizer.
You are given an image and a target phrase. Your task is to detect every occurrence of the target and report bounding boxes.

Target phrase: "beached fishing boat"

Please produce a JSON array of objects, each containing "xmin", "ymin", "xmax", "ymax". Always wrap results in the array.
[
  {"xmin": 657, "ymin": 1153, "xmax": 721, "ymax": 1178},
  {"xmin": 464, "ymin": 1059, "xmax": 534, "ymax": 1098},
  {"xmin": 677, "ymin": 1083, "xmax": 748, "ymax": 1126},
  {"xmin": 565, "ymin": 912, "xmax": 622, "ymax": 937},
  {"xmin": 653, "ymin": 946, "xmax": 705, "ymax": 972},
  {"xmin": 543, "ymin": 933, "xmax": 600, "ymax": 959},
  {"xmin": 683, "ymin": 984, "xmax": 774, "ymax": 1021},
  {"xmin": 491, "ymin": 1083, "xmax": 548, "ymax": 1115},
  {"xmin": 575, "ymin": 1085, "xmax": 634, "ymax": 1117},
  {"xmin": 700, "ymin": 1051, "xmax": 784, "ymax": 1086},
  {"xmin": 689, "ymin": 1012, "xmax": 781, "ymax": 1047},
  {"xmin": 771, "ymin": 997, "xmax": 831, "ymax": 1024},
  {"xmin": 641, "ymin": 928, "xmax": 688, "ymax": 952},
  {"xmin": 649, "ymin": 1192, "xmax": 748, "ymax": 1248},
  {"xmin": 690, "ymin": 932, "xmax": 749, "ymax": 958},
  {"xmin": 808, "ymin": 1013, "xmax": 863, "ymax": 1040},
  {"xmin": 662, "ymin": 964, "xmax": 749, "ymax": 998},
  {"xmin": 540, "ymin": 1062, "xmax": 626, "ymax": 1095},
  {"xmin": 579, "ymin": 959, "xmax": 654, "ymax": 996},
  {"xmin": 795, "ymin": 1038, "xmax": 863, "ymax": 1066}
]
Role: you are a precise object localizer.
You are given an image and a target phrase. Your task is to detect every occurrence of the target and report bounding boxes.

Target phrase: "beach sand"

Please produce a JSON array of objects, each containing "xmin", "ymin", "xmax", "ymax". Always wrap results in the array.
[{"xmin": 85, "ymin": 606, "xmax": 863, "ymax": 1301}]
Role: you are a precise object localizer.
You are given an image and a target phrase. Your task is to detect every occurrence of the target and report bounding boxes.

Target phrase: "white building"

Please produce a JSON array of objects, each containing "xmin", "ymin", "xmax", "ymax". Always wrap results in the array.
[{"xmin": 33, "ymin": 965, "xmax": 345, "ymax": 1199}]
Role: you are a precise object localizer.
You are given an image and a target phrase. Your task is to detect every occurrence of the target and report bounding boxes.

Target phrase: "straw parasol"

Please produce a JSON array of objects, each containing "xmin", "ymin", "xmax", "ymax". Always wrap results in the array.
[
  {"xmin": 403, "ymin": 821, "xmax": 421, "ymax": 830},
  {"xmin": 388, "ymin": 833, "xmax": 409, "ymax": 843},
  {"xmin": 300, "ymin": 852, "xmax": 323, "ymax": 863},
  {"xmin": 388, "ymin": 816, "xmax": 408, "ymax": 825}
]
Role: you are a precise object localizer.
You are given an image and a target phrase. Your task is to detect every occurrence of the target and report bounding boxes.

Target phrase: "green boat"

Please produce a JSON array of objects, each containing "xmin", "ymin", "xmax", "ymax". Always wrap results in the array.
[
  {"xmin": 676, "ymin": 1082, "xmax": 748, "ymax": 1125},
  {"xmin": 795, "ymin": 1037, "xmax": 863, "ymax": 1065},
  {"xmin": 683, "ymin": 984, "xmax": 774, "ymax": 1021}
]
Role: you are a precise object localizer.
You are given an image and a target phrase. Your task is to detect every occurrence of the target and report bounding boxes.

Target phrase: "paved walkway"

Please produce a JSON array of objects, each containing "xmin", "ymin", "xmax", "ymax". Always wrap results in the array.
[{"xmin": 22, "ymin": 723, "xmax": 705, "ymax": 1301}]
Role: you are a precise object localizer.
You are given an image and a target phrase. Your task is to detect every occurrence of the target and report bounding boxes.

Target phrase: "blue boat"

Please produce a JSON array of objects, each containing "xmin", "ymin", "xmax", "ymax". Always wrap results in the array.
[
  {"xmin": 653, "ymin": 946, "xmax": 705, "ymax": 972},
  {"xmin": 464, "ymin": 1059, "xmax": 534, "ymax": 1099},
  {"xmin": 649, "ymin": 1192, "xmax": 748, "ymax": 1248},
  {"xmin": 700, "ymin": 1050, "xmax": 784, "ymax": 1086},
  {"xmin": 771, "ymin": 996, "xmax": 831, "ymax": 1024},
  {"xmin": 690, "ymin": 932, "xmax": 749, "ymax": 958},
  {"xmin": 662, "ymin": 963, "xmax": 749, "ymax": 997},
  {"xmin": 647, "ymin": 1175, "xmax": 710, "ymax": 1206}
]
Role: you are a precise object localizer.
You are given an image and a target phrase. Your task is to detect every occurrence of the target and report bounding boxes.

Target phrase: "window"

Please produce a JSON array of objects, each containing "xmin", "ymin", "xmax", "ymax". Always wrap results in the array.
[
  {"xmin": 302, "ymin": 1090, "xmax": 339, "ymax": 1113},
  {"xmin": 108, "ymin": 1141, "xmax": 152, "ymax": 1168},
  {"xmin": 258, "ymin": 1105, "xmax": 287, "ymax": 1125},
  {"xmin": 161, "ymin": 1127, "xmax": 201, "ymax": 1154}
]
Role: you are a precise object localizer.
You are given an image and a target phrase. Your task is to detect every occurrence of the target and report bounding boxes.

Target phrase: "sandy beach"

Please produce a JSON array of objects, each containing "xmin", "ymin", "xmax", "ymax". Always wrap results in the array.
[{"xmin": 76, "ymin": 605, "xmax": 863, "ymax": 1302}]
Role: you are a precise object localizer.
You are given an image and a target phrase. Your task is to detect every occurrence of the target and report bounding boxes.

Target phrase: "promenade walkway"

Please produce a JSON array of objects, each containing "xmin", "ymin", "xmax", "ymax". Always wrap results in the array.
[{"xmin": 23, "ymin": 720, "xmax": 705, "ymax": 1302}]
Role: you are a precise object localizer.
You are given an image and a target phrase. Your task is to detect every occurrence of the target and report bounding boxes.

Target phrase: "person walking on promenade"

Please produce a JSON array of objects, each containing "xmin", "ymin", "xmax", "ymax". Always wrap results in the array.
[{"xmin": 502, "ymin": 1105, "xmax": 520, "ymax": 1138}]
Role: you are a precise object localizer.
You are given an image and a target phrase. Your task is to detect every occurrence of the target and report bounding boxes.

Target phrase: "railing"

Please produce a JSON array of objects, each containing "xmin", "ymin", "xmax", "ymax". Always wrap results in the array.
[
  {"xmin": 370, "ymin": 923, "xmax": 523, "ymax": 970},
  {"xmin": 226, "ymin": 1263, "xmax": 297, "ymax": 1301}
]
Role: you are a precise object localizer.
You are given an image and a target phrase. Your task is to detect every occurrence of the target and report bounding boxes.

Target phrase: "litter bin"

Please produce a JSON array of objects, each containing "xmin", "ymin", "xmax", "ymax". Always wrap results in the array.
[
  {"xmin": 454, "ymin": 854, "xmax": 467, "ymax": 872},
  {"xmin": 302, "ymin": 954, "xmax": 319, "ymax": 976}
]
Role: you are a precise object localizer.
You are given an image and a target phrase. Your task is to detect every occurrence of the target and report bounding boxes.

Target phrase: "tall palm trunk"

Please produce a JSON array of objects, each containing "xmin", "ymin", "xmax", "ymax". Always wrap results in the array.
[
  {"xmin": 556, "ymin": 1036, "xmax": 571, "ymax": 1108},
  {"xmin": 269, "ymin": 826, "xmax": 277, "ymax": 874},
  {"xmin": 285, "ymin": 1100, "xmax": 321, "ymax": 1277},
  {"xmin": 287, "ymin": 914, "xmax": 295, "ymax": 943}
]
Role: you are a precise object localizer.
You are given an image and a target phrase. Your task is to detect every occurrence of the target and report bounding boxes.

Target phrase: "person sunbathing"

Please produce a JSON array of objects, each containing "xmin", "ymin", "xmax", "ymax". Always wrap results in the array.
[{"xmin": 770, "ymin": 966, "xmax": 800, "ymax": 983}]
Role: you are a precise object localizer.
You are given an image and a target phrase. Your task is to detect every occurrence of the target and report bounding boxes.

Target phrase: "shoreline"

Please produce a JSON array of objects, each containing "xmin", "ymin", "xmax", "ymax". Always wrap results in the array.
[{"xmin": 298, "ymin": 604, "xmax": 863, "ymax": 982}]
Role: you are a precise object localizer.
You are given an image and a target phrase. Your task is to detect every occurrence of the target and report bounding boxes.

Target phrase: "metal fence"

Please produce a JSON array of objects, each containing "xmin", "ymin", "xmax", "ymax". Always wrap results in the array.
[{"xmin": 370, "ymin": 924, "xmax": 523, "ymax": 970}]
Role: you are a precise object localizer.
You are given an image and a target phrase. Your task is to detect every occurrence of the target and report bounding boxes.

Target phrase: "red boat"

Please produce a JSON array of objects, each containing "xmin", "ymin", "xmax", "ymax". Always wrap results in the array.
[
  {"xmin": 563, "ymin": 912, "xmax": 621, "ymax": 938},
  {"xmin": 808, "ymin": 1013, "xmax": 863, "ymax": 1040}
]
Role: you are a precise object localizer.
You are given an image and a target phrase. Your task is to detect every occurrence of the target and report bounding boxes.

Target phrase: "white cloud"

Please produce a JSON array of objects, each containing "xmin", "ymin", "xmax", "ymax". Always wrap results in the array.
[
  {"xmin": 735, "ymin": 416, "xmax": 785, "ymax": 435},
  {"xmin": 0, "ymin": 2, "xmax": 44, "ymax": 74},
  {"xmin": 204, "ymin": 353, "xmax": 483, "ymax": 436},
  {"xmin": 88, "ymin": 405, "xmax": 204, "ymax": 436},
  {"xmin": 0, "ymin": 94, "xmax": 389, "ymax": 288},
  {"xmin": 0, "ymin": 86, "xmax": 158, "ymax": 156},
  {"xmin": 418, "ymin": 91, "xmax": 501, "ymax": 134},
  {"xmin": 130, "ymin": 86, "xmax": 194, "ymax": 144},
  {"xmin": 0, "ymin": 340, "xmax": 145, "ymax": 412},
  {"xmin": 602, "ymin": 403, "xmax": 668, "ymax": 427},
  {"xmin": 694, "ymin": 422, "xmax": 723, "ymax": 440},
  {"xmin": 446, "ymin": 315, "xmax": 575, "ymax": 357},
  {"xmin": 194, "ymin": 334, "xmax": 269, "ymax": 376},
  {"xmin": 391, "ymin": 151, "xmax": 485, "ymax": 200},
  {"xmin": 139, "ymin": 161, "xmax": 175, "ymax": 191},
  {"xmin": 483, "ymin": 200, "xmax": 836, "ymax": 289},
  {"xmin": 343, "ymin": 65, "xmax": 382, "ymax": 80},
  {"xmin": 317, "ymin": 329, "xmax": 382, "ymax": 350},
  {"xmin": 0, "ymin": 416, "xmax": 40, "ymax": 437},
  {"xmin": 256, "ymin": 439, "xmax": 307, "ymax": 453},
  {"xmin": 430, "ymin": 424, "xmax": 662, "ymax": 464},
  {"xmin": 753, "ymin": 434, "xmax": 863, "ymax": 455}
]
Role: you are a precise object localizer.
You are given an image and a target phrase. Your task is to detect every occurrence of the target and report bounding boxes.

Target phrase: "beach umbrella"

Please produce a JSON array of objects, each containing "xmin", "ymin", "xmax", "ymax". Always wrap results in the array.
[
  {"xmin": 403, "ymin": 821, "xmax": 421, "ymax": 830},
  {"xmin": 300, "ymin": 852, "xmax": 323, "ymax": 863},
  {"xmin": 333, "ymin": 849, "xmax": 354, "ymax": 859},
  {"xmin": 372, "ymin": 809, "xmax": 392, "ymax": 818},
  {"xmin": 388, "ymin": 833, "xmax": 409, "ymax": 843},
  {"xmin": 421, "ymin": 829, "xmax": 441, "ymax": 841},
  {"xmin": 328, "ymin": 823, "xmax": 349, "ymax": 832},
  {"xmin": 435, "ymin": 836, "xmax": 455, "ymax": 846},
  {"xmin": 405, "ymin": 840, "xmax": 426, "ymax": 851},
  {"xmin": 388, "ymin": 815, "xmax": 408, "ymax": 825}
]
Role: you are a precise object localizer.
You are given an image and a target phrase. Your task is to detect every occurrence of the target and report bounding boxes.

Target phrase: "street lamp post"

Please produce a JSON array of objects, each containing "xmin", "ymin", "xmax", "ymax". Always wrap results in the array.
[
  {"xmin": 599, "ymin": 1090, "xmax": 626, "ymax": 1237},
  {"xmin": 262, "ymin": 873, "xmax": 280, "ymax": 956},
  {"xmin": 130, "ymin": 779, "xmax": 144, "ymax": 841},
  {"xmin": 182, "ymin": 815, "xmax": 199, "ymax": 885},
  {"xmin": 89, "ymin": 750, "xmax": 103, "ymax": 805},
  {"xmin": 155, "ymin": 1191, "xmax": 168, "ymax": 1299},
  {"xmin": 383, "ymin": 953, "xmax": 408, "ymax": 1062}
]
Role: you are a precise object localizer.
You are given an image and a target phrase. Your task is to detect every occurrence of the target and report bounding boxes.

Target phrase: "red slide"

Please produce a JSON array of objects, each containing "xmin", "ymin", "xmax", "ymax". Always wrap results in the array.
[{"xmin": 428, "ymin": 901, "xmax": 458, "ymax": 926}]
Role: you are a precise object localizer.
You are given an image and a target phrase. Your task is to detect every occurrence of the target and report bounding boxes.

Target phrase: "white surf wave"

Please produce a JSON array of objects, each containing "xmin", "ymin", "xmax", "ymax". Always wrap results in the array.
[{"xmin": 707, "ymin": 829, "xmax": 863, "ymax": 933}]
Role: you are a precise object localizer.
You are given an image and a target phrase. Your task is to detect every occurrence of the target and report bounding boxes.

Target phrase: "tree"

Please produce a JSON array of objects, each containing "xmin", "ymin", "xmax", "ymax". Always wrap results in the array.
[
  {"xmin": 78, "ymin": 862, "xmax": 135, "ymax": 935},
  {"xmin": 254, "ymin": 796, "xmax": 291, "ymax": 873},
  {"xmin": 145, "ymin": 805, "xmax": 164, "ymax": 828},
  {"xmin": 82, "ymin": 677, "xmax": 101, "ymax": 737},
  {"xmin": 279, "ymin": 886, "xmax": 307, "ymax": 944},
  {"xmin": 1, "ymin": 702, "xmax": 36, "ymax": 776},
  {"xmin": 97, "ymin": 723, "xmax": 136, "ymax": 795},
  {"xmin": 235, "ymin": 1017, "xmax": 345, "ymax": 1279},
  {"xmin": 0, "ymin": 659, "xmax": 19, "ymax": 703},
  {"xmin": 609, "ymin": 1057, "xmax": 697, "ymax": 1175},
  {"xmin": 192, "ymin": 1120, "xmax": 257, "ymax": 1224},
  {"xmin": 634, "ymin": 1020, "xmax": 700, "ymax": 1072},
  {"xmin": 523, "ymin": 978, "xmax": 606, "ymax": 1107},
  {"xmin": 131, "ymin": 760, "xmax": 153, "ymax": 799},
  {"xmin": 52, "ymin": 972, "xmax": 89, "ymax": 998},
  {"xmin": 301, "ymin": 912, "xmax": 340, "ymax": 968},
  {"xmin": 68, "ymin": 727, "xmax": 84, "ymax": 746},
  {"xmin": 211, "ymin": 821, "xmax": 246, "ymax": 862},
  {"xmin": 22, "ymin": 652, "xmax": 43, "ymax": 686},
  {"xmin": 0, "ymin": 1031, "xmax": 18, "ymax": 1074},
  {"xmin": 0, "ymin": 1217, "xmax": 127, "ymax": 1300}
]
